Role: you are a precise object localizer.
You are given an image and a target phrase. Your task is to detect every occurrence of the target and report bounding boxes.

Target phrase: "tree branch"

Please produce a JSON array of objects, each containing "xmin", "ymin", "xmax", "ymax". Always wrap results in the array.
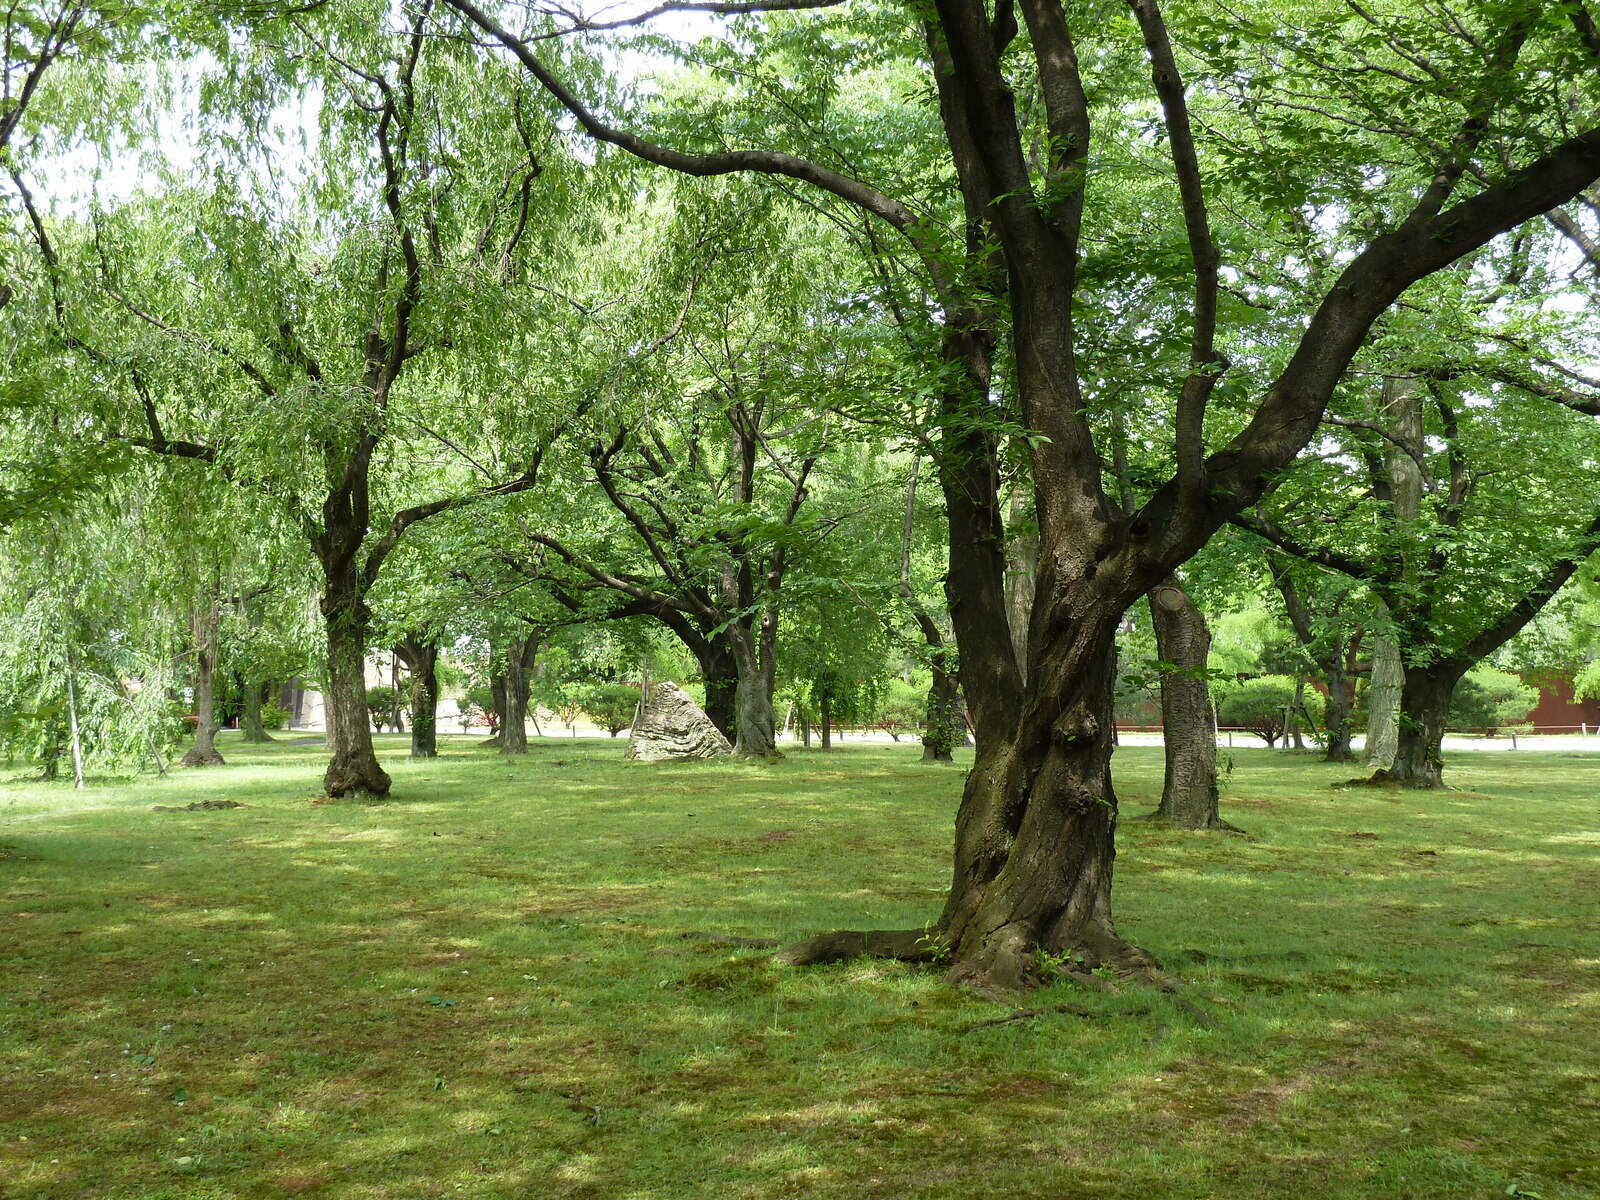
[
  {"xmin": 1127, "ymin": 0, "xmax": 1224, "ymax": 490},
  {"xmin": 437, "ymin": 0, "xmax": 957, "ymax": 301}
]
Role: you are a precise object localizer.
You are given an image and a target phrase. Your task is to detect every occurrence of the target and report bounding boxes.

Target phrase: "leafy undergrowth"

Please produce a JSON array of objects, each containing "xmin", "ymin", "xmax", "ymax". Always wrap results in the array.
[{"xmin": 2, "ymin": 735, "xmax": 1597, "ymax": 1199}]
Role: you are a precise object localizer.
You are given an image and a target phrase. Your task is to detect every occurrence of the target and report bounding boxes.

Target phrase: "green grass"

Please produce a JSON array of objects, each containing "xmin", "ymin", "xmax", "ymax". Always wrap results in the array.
[{"xmin": 2, "ymin": 734, "xmax": 1598, "ymax": 1199}]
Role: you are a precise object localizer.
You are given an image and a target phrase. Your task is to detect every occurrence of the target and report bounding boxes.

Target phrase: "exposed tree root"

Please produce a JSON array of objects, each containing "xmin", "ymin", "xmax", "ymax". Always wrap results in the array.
[
  {"xmin": 1365, "ymin": 768, "xmax": 1446, "ymax": 790},
  {"xmin": 323, "ymin": 756, "xmax": 392, "ymax": 801},
  {"xmin": 777, "ymin": 919, "xmax": 1224, "ymax": 1030},
  {"xmin": 179, "ymin": 747, "xmax": 226, "ymax": 768},
  {"xmin": 775, "ymin": 928, "xmax": 941, "ymax": 966},
  {"xmin": 1335, "ymin": 773, "xmax": 1448, "ymax": 791}
]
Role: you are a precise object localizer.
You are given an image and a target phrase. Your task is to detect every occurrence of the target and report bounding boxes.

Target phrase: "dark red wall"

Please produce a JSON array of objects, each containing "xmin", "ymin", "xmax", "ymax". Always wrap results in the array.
[{"xmin": 1523, "ymin": 672, "xmax": 1600, "ymax": 732}]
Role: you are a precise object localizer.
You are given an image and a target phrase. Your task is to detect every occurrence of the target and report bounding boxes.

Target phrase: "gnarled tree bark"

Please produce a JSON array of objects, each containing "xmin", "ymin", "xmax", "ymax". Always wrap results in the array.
[
  {"xmin": 1371, "ymin": 662, "xmax": 1465, "ymax": 788},
  {"xmin": 449, "ymin": 0, "xmax": 1600, "ymax": 987}
]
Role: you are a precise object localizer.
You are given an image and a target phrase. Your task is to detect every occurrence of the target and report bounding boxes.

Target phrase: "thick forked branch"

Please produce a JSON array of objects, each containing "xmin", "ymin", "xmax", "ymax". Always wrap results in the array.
[
  {"xmin": 361, "ymin": 453, "xmax": 546, "ymax": 589},
  {"xmin": 1175, "ymin": 122, "xmax": 1600, "ymax": 531},
  {"xmin": 437, "ymin": 0, "xmax": 956, "ymax": 301},
  {"xmin": 1017, "ymin": 0, "xmax": 1090, "ymax": 197},
  {"xmin": 590, "ymin": 431, "xmax": 696, "ymax": 593},
  {"xmin": 929, "ymin": 0, "xmax": 1101, "ymax": 503},
  {"xmin": 520, "ymin": 524, "xmax": 710, "ymax": 618},
  {"xmin": 1127, "ymin": 0, "xmax": 1223, "ymax": 489}
]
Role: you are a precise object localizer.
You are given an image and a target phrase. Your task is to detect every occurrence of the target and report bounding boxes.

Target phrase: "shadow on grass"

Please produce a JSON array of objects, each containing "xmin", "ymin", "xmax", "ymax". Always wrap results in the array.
[{"xmin": 2, "ymin": 743, "xmax": 1598, "ymax": 1198}]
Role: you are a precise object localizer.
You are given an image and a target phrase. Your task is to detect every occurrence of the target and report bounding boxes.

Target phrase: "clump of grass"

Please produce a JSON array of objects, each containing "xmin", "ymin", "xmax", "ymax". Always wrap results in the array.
[{"xmin": 2, "ymin": 734, "xmax": 1597, "ymax": 1198}]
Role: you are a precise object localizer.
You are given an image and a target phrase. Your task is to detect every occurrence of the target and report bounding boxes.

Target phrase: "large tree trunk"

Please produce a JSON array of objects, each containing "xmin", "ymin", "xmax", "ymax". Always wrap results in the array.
[
  {"xmin": 1371, "ymin": 663, "xmax": 1464, "ymax": 788},
  {"xmin": 500, "ymin": 635, "xmax": 537, "ymax": 755},
  {"xmin": 699, "ymin": 637, "xmax": 738, "ymax": 740},
  {"xmin": 397, "ymin": 634, "xmax": 440, "ymax": 758},
  {"xmin": 784, "ymin": 599, "xmax": 1156, "ymax": 991},
  {"xmin": 1366, "ymin": 633, "xmax": 1403, "ymax": 769},
  {"xmin": 932, "ymin": 332, "xmax": 1022, "ymax": 754},
  {"xmin": 320, "ymin": 572, "xmax": 391, "ymax": 799},
  {"xmin": 1369, "ymin": 379, "xmax": 1423, "ymax": 770},
  {"xmin": 729, "ymin": 624, "xmax": 779, "ymax": 758},
  {"xmin": 1148, "ymin": 578, "xmax": 1229, "ymax": 830},
  {"xmin": 181, "ymin": 598, "xmax": 226, "ymax": 768},
  {"xmin": 941, "ymin": 616, "xmax": 1148, "ymax": 989}
]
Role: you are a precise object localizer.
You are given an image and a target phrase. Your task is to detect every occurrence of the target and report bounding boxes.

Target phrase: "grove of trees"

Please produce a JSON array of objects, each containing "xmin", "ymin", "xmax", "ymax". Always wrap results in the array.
[{"xmin": 5, "ymin": 0, "xmax": 1600, "ymax": 989}]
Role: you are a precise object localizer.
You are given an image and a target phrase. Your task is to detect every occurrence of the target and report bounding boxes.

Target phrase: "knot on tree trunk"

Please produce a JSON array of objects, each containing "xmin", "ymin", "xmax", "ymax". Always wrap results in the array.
[{"xmin": 1052, "ymin": 708, "xmax": 1100, "ymax": 747}]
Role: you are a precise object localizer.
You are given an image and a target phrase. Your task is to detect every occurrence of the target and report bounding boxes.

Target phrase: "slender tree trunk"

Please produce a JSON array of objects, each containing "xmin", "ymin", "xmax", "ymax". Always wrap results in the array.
[
  {"xmin": 819, "ymin": 689, "xmax": 832, "ymax": 751},
  {"xmin": 922, "ymin": 663, "xmax": 961, "ymax": 762},
  {"xmin": 898, "ymin": 461, "xmax": 963, "ymax": 764},
  {"xmin": 500, "ymin": 636, "xmax": 536, "ymax": 755},
  {"xmin": 65, "ymin": 650, "xmax": 85, "ymax": 789},
  {"xmin": 240, "ymin": 678, "xmax": 275, "ymax": 743},
  {"xmin": 397, "ymin": 634, "xmax": 440, "ymax": 758},
  {"xmin": 1372, "ymin": 664, "xmax": 1464, "ymax": 788},
  {"xmin": 1290, "ymin": 673, "xmax": 1308, "ymax": 750},
  {"xmin": 181, "ymin": 598, "xmax": 226, "ymax": 768},
  {"xmin": 387, "ymin": 654, "xmax": 405, "ymax": 733},
  {"xmin": 1323, "ymin": 671, "xmax": 1357, "ymax": 762},
  {"xmin": 319, "ymin": 570, "xmax": 390, "ymax": 799},
  {"xmin": 1148, "ymin": 578, "xmax": 1229, "ymax": 830},
  {"xmin": 483, "ymin": 670, "xmax": 507, "ymax": 747},
  {"xmin": 1005, "ymin": 490, "xmax": 1037, "ymax": 688},
  {"xmin": 1369, "ymin": 379, "xmax": 1423, "ymax": 770}
]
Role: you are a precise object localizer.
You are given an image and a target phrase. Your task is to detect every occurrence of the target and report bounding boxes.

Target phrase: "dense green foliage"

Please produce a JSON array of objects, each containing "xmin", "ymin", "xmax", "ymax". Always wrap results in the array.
[
  {"xmin": 579, "ymin": 683, "xmax": 642, "ymax": 737},
  {"xmin": 1448, "ymin": 666, "xmax": 1540, "ymax": 734}
]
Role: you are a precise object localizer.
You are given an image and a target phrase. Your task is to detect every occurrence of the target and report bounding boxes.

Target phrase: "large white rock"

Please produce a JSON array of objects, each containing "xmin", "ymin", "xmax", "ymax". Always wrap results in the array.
[{"xmin": 626, "ymin": 681, "xmax": 733, "ymax": 762}]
